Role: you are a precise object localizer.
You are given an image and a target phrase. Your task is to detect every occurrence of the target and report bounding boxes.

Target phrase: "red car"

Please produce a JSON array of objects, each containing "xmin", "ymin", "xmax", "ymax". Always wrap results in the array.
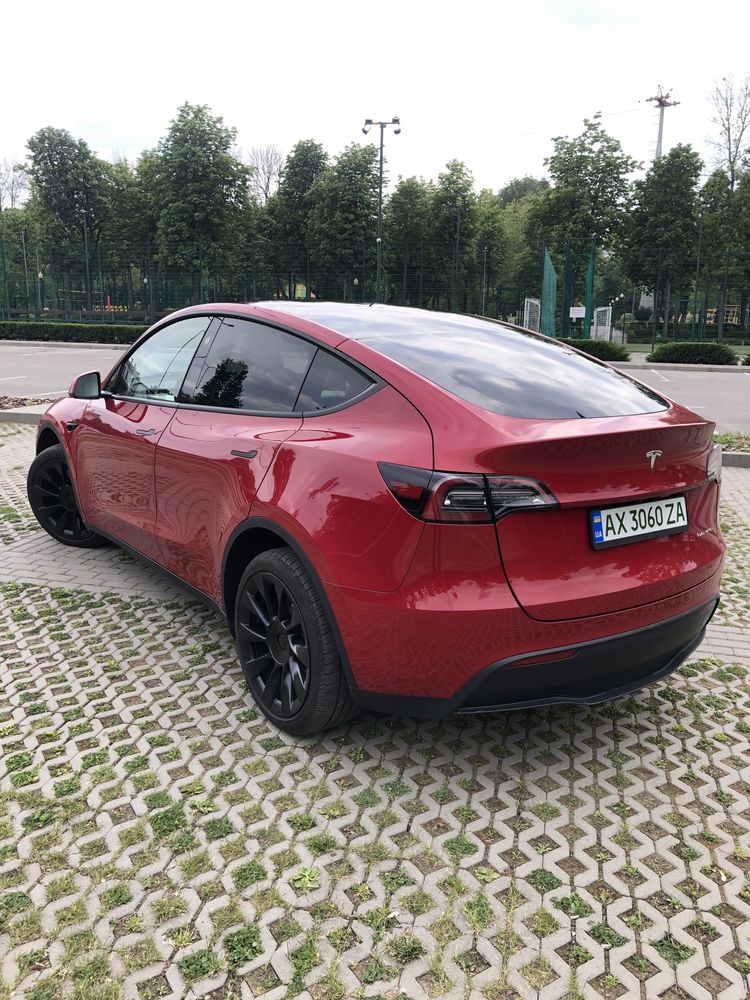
[{"xmin": 27, "ymin": 304, "xmax": 724, "ymax": 734}]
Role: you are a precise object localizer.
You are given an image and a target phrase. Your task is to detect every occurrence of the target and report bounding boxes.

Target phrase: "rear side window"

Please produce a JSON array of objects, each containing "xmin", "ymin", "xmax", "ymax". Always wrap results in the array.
[
  {"xmin": 361, "ymin": 325, "xmax": 668, "ymax": 419},
  {"xmin": 296, "ymin": 350, "xmax": 373, "ymax": 412},
  {"xmin": 180, "ymin": 317, "xmax": 315, "ymax": 412}
]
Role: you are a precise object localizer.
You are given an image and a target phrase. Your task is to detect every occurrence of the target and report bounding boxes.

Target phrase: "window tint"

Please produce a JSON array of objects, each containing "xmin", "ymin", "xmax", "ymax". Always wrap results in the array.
[
  {"xmin": 180, "ymin": 317, "xmax": 315, "ymax": 412},
  {"xmin": 296, "ymin": 350, "xmax": 373, "ymax": 412},
  {"xmin": 113, "ymin": 317, "xmax": 210, "ymax": 401},
  {"xmin": 360, "ymin": 326, "xmax": 668, "ymax": 419}
]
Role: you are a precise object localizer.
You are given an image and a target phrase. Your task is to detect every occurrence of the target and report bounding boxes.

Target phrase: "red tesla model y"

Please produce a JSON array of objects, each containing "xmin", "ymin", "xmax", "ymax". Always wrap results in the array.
[{"xmin": 27, "ymin": 304, "xmax": 724, "ymax": 733}]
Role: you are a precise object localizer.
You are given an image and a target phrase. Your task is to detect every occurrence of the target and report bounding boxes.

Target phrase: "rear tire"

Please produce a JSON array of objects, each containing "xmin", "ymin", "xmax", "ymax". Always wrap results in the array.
[
  {"xmin": 27, "ymin": 444, "xmax": 108, "ymax": 548},
  {"xmin": 235, "ymin": 547, "xmax": 358, "ymax": 735}
]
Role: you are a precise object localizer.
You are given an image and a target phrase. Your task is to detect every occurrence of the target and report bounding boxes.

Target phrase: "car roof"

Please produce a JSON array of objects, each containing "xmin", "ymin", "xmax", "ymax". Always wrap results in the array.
[{"xmin": 251, "ymin": 301, "xmax": 517, "ymax": 342}]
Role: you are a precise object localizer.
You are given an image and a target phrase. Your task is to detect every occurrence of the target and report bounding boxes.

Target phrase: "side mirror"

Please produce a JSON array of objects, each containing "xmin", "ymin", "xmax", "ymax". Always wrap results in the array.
[{"xmin": 70, "ymin": 371, "xmax": 101, "ymax": 399}]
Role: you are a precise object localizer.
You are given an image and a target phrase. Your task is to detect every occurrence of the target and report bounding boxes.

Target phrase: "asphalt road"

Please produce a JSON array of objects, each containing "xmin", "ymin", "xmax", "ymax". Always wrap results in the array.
[
  {"xmin": 0, "ymin": 343, "xmax": 748, "ymax": 432},
  {"xmin": 0, "ymin": 344, "xmax": 125, "ymax": 397},
  {"xmin": 628, "ymin": 367, "xmax": 750, "ymax": 433}
]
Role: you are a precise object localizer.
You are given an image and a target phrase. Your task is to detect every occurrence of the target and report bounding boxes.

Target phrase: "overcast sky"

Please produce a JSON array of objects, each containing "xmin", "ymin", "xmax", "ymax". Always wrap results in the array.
[{"xmin": 2, "ymin": 0, "xmax": 748, "ymax": 192}]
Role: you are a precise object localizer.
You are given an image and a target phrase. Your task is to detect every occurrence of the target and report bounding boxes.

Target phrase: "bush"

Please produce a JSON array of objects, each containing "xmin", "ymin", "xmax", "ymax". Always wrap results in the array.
[
  {"xmin": 646, "ymin": 342, "xmax": 738, "ymax": 365},
  {"xmin": 743, "ymin": 354, "xmax": 750, "ymax": 366},
  {"xmin": 0, "ymin": 321, "xmax": 146, "ymax": 344},
  {"xmin": 557, "ymin": 338, "xmax": 630, "ymax": 362}
]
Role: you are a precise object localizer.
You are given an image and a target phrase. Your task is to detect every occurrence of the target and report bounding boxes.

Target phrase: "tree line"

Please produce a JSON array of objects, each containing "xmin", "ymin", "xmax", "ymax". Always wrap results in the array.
[{"xmin": 1, "ymin": 76, "xmax": 749, "ymax": 335}]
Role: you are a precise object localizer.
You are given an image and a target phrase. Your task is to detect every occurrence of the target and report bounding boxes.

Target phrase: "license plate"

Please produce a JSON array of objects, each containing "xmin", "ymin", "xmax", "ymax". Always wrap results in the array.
[{"xmin": 590, "ymin": 496, "xmax": 688, "ymax": 549}]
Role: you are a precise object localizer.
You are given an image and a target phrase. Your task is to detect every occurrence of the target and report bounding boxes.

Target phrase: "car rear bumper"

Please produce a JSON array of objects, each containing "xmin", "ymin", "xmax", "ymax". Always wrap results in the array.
[{"xmin": 351, "ymin": 596, "xmax": 719, "ymax": 718}]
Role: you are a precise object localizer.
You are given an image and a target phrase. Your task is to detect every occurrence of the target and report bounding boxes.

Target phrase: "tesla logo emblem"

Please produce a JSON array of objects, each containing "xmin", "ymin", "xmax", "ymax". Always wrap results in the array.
[{"xmin": 646, "ymin": 449, "xmax": 663, "ymax": 471}]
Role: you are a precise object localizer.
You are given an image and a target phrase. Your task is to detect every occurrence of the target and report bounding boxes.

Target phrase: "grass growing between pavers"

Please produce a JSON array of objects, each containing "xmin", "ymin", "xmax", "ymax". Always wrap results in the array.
[{"xmin": 2, "ymin": 583, "xmax": 750, "ymax": 998}]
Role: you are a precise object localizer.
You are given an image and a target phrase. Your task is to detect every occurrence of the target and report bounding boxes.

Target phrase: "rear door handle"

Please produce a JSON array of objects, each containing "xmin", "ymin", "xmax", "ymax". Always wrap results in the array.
[
  {"xmin": 136, "ymin": 428, "xmax": 157, "ymax": 437},
  {"xmin": 231, "ymin": 449, "xmax": 258, "ymax": 459}
]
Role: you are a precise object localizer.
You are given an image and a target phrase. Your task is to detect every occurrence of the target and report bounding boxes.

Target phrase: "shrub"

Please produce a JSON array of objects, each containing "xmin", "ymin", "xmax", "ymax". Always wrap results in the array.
[
  {"xmin": 0, "ymin": 321, "xmax": 146, "ymax": 344},
  {"xmin": 557, "ymin": 338, "xmax": 630, "ymax": 362},
  {"xmin": 646, "ymin": 341, "xmax": 738, "ymax": 365},
  {"xmin": 743, "ymin": 353, "xmax": 750, "ymax": 366}
]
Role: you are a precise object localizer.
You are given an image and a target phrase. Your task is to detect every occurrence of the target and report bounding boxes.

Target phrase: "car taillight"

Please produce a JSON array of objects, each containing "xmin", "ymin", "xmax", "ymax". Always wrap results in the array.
[
  {"xmin": 707, "ymin": 442, "xmax": 722, "ymax": 483},
  {"xmin": 486, "ymin": 476, "xmax": 558, "ymax": 519},
  {"xmin": 378, "ymin": 464, "xmax": 558, "ymax": 523}
]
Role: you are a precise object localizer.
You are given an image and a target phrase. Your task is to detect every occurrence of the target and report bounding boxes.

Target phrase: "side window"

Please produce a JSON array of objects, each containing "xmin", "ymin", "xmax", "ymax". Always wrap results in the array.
[
  {"xmin": 113, "ymin": 317, "xmax": 211, "ymax": 401},
  {"xmin": 180, "ymin": 317, "xmax": 316, "ymax": 412},
  {"xmin": 296, "ymin": 350, "xmax": 374, "ymax": 412}
]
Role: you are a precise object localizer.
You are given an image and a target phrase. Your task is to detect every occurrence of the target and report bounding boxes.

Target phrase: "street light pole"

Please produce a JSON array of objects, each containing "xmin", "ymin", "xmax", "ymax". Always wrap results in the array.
[{"xmin": 362, "ymin": 117, "xmax": 401, "ymax": 304}]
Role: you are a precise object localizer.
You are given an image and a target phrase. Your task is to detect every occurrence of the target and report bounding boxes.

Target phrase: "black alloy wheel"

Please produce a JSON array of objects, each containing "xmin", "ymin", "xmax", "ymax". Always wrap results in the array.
[
  {"xmin": 27, "ymin": 444, "xmax": 108, "ymax": 548},
  {"xmin": 238, "ymin": 570, "xmax": 311, "ymax": 719},
  {"xmin": 234, "ymin": 547, "xmax": 357, "ymax": 734}
]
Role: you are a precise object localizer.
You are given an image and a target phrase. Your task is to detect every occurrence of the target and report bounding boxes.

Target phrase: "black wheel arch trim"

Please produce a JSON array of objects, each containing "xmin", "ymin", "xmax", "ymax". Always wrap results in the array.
[
  {"xmin": 36, "ymin": 418, "xmax": 63, "ymax": 453},
  {"xmin": 81, "ymin": 524, "xmax": 227, "ymax": 619},
  {"xmin": 221, "ymin": 516, "xmax": 358, "ymax": 691},
  {"xmin": 32, "ymin": 421, "xmax": 91, "ymax": 527}
]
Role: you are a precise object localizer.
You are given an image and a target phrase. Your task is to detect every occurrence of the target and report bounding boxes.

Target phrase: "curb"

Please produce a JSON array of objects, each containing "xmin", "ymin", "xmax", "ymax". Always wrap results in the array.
[
  {"xmin": 723, "ymin": 452, "xmax": 750, "ymax": 468},
  {"xmin": 618, "ymin": 361, "xmax": 749, "ymax": 372},
  {"xmin": 0, "ymin": 409, "xmax": 46, "ymax": 425},
  {"xmin": 0, "ymin": 340, "xmax": 128, "ymax": 350}
]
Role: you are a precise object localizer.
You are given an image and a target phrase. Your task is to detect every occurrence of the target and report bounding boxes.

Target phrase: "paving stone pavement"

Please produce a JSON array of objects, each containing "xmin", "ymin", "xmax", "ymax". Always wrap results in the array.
[{"xmin": 2, "ymin": 423, "xmax": 750, "ymax": 1000}]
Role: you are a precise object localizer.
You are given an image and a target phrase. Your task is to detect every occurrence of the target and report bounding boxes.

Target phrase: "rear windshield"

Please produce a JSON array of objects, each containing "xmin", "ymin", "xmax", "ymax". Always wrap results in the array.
[{"xmin": 360, "ymin": 324, "xmax": 667, "ymax": 419}]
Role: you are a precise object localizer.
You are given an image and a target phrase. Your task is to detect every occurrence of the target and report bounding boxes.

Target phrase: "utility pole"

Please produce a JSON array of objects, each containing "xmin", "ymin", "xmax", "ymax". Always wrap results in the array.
[{"xmin": 646, "ymin": 86, "xmax": 679, "ymax": 159}]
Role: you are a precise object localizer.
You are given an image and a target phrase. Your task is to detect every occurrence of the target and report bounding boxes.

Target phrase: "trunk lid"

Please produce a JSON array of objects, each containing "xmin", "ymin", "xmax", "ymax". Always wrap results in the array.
[{"xmin": 432, "ymin": 406, "xmax": 724, "ymax": 622}]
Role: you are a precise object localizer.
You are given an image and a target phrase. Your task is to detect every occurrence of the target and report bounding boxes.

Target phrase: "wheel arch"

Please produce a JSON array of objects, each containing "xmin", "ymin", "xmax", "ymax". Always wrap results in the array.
[
  {"xmin": 221, "ymin": 517, "xmax": 356, "ymax": 688},
  {"xmin": 36, "ymin": 423, "xmax": 61, "ymax": 454}
]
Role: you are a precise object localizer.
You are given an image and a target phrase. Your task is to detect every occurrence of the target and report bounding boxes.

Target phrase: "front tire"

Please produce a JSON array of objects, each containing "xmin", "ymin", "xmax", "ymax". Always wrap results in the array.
[
  {"xmin": 235, "ymin": 547, "xmax": 357, "ymax": 735},
  {"xmin": 27, "ymin": 444, "xmax": 108, "ymax": 548}
]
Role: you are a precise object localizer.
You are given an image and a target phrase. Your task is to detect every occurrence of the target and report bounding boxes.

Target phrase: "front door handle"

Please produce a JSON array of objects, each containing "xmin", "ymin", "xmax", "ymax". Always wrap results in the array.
[
  {"xmin": 136, "ymin": 428, "xmax": 157, "ymax": 437},
  {"xmin": 231, "ymin": 449, "xmax": 258, "ymax": 459}
]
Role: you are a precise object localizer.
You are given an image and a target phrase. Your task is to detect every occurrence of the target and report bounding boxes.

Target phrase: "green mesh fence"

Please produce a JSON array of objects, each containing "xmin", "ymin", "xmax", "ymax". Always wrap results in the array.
[{"xmin": 540, "ymin": 246, "xmax": 557, "ymax": 336}]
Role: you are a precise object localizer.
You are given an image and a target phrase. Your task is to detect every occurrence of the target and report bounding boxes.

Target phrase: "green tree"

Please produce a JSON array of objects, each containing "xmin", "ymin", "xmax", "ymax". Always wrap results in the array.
[
  {"xmin": 307, "ymin": 143, "xmax": 379, "ymax": 300},
  {"xmin": 431, "ymin": 160, "xmax": 476, "ymax": 310},
  {"xmin": 144, "ymin": 103, "xmax": 250, "ymax": 298},
  {"xmin": 496, "ymin": 188, "xmax": 544, "ymax": 318},
  {"xmin": 625, "ymin": 144, "xmax": 702, "ymax": 338},
  {"xmin": 526, "ymin": 115, "xmax": 638, "ymax": 264},
  {"xmin": 26, "ymin": 127, "xmax": 114, "ymax": 307},
  {"xmin": 734, "ymin": 171, "xmax": 750, "ymax": 329},
  {"xmin": 472, "ymin": 190, "xmax": 508, "ymax": 315},
  {"xmin": 700, "ymin": 169, "xmax": 734, "ymax": 336},
  {"xmin": 265, "ymin": 140, "xmax": 329, "ymax": 298},
  {"xmin": 383, "ymin": 176, "xmax": 434, "ymax": 305},
  {"xmin": 498, "ymin": 176, "xmax": 549, "ymax": 207}
]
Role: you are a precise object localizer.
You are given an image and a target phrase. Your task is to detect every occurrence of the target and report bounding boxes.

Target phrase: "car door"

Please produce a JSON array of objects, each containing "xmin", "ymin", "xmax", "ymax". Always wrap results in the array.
[
  {"xmin": 153, "ymin": 315, "xmax": 316, "ymax": 603},
  {"xmin": 72, "ymin": 315, "xmax": 212, "ymax": 559}
]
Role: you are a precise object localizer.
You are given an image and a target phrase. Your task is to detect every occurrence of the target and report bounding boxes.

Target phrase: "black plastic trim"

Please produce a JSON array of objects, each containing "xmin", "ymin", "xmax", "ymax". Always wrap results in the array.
[
  {"xmin": 351, "ymin": 596, "xmax": 719, "ymax": 719},
  {"xmin": 83, "ymin": 525, "xmax": 227, "ymax": 620},
  {"xmin": 221, "ymin": 516, "xmax": 357, "ymax": 689},
  {"xmin": 104, "ymin": 308, "xmax": 386, "ymax": 419}
]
